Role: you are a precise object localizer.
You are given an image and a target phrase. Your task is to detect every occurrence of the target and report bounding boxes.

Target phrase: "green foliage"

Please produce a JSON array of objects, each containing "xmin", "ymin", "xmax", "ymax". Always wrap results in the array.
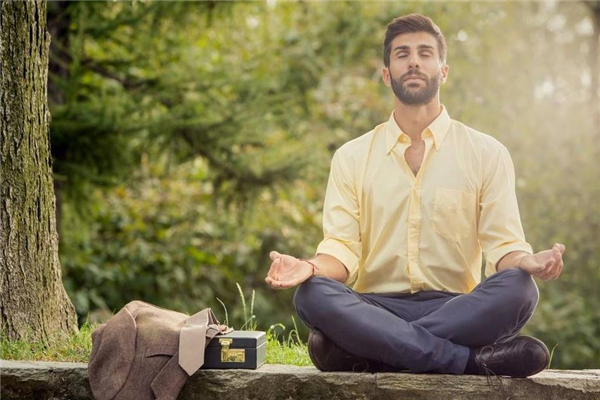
[
  {"xmin": 266, "ymin": 319, "xmax": 312, "ymax": 367},
  {"xmin": 61, "ymin": 154, "xmax": 321, "ymax": 332},
  {"xmin": 48, "ymin": 0, "xmax": 313, "ymax": 214},
  {"xmin": 0, "ymin": 318, "xmax": 95, "ymax": 363},
  {"xmin": 524, "ymin": 288, "xmax": 600, "ymax": 369},
  {"xmin": 57, "ymin": 1, "xmax": 600, "ymax": 370},
  {"xmin": 1, "ymin": 284, "xmax": 311, "ymax": 367}
]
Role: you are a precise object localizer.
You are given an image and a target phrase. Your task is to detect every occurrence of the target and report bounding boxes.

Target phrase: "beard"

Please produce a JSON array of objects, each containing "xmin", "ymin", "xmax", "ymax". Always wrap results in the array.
[{"xmin": 390, "ymin": 69, "xmax": 441, "ymax": 106}]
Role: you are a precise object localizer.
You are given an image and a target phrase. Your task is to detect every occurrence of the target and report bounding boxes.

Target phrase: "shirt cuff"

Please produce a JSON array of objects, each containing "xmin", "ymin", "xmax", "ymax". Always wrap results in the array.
[
  {"xmin": 315, "ymin": 237, "xmax": 361, "ymax": 277},
  {"xmin": 485, "ymin": 242, "xmax": 534, "ymax": 277}
]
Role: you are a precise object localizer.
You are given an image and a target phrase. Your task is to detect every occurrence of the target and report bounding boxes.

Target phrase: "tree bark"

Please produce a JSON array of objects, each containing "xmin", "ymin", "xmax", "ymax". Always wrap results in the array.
[{"xmin": 1, "ymin": 0, "xmax": 78, "ymax": 342}]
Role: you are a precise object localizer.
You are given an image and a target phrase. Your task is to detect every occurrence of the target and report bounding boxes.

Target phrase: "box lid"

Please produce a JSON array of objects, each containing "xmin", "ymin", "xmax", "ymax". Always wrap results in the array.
[{"xmin": 207, "ymin": 330, "xmax": 266, "ymax": 348}]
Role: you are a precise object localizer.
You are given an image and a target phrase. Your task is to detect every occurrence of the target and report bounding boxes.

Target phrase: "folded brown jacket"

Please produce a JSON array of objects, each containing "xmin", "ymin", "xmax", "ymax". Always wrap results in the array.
[{"xmin": 88, "ymin": 300, "xmax": 232, "ymax": 400}]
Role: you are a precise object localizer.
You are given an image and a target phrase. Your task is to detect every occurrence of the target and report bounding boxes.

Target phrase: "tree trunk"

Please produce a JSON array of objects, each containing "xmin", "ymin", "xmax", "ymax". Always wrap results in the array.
[
  {"xmin": 47, "ymin": 1, "xmax": 73, "ymax": 240},
  {"xmin": 1, "ymin": 0, "xmax": 78, "ymax": 342}
]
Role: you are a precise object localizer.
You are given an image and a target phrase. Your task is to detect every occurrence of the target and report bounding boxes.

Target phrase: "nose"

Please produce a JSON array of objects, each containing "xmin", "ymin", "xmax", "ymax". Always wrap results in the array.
[{"xmin": 408, "ymin": 53, "xmax": 420, "ymax": 69}]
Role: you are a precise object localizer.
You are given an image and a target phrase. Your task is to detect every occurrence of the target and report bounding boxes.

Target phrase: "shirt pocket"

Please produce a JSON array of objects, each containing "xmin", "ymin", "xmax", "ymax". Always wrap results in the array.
[{"xmin": 432, "ymin": 188, "xmax": 476, "ymax": 242}]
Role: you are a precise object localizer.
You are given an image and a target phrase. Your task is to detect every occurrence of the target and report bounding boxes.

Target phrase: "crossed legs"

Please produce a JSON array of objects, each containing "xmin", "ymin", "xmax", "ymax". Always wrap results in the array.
[{"xmin": 293, "ymin": 267, "xmax": 539, "ymax": 374}]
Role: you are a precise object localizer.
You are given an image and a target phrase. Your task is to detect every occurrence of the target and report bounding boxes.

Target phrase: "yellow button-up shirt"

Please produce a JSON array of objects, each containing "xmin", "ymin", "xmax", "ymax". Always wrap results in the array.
[{"xmin": 315, "ymin": 104, "xmax": 533, "ymax": 294}]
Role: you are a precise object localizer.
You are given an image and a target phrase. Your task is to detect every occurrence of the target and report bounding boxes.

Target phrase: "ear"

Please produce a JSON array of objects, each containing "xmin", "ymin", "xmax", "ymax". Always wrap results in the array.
[
  {"xmin": 440, "ymin": 64, "xmax": 449, "ymax": 85},
  {"xmin": 382, "ymin": 67, "xmax": 391, "ymax": 88}
]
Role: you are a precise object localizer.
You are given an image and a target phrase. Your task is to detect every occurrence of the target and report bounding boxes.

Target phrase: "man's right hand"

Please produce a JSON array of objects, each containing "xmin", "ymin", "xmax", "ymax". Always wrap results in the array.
[{"xmin": 265, "ymin": 251, "xmax": 313, "ymax": 290}]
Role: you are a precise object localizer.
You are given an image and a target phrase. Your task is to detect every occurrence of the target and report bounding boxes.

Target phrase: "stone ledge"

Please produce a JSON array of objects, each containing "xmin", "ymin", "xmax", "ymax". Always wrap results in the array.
[{"xmin": 1, "ymin": 360, "xmax": 599, "ymax": 400}]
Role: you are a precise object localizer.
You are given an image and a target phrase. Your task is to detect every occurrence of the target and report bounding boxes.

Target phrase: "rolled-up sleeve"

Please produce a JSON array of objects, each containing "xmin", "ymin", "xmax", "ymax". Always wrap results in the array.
[
  {"xmin": 315, "ymin": 150, "xmax": 362, "ymax": 277},
  {"xmin": 479, "ymin": 143, "xmax": 533, "ymax": 277}
]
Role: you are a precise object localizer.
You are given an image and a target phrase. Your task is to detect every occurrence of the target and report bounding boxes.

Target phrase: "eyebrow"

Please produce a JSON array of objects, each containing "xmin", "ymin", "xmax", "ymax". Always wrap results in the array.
[{"xmin": 393, "ymin": 45, "xmax": 435, "ymax": 53}]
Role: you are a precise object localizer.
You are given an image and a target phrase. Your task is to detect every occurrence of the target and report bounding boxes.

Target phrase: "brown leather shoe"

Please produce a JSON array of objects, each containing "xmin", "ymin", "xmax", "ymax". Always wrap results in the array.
[
  {"xmin": 474, "ymin": 335, "xmax": 550, "ymax": 378},
  {"xmin": 308, "ymin": 328, "xmax": 400, "ymax": 373}
]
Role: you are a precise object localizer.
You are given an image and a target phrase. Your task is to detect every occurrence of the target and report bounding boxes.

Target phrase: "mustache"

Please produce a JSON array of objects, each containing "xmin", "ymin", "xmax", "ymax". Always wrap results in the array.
[{"xmin": 402, "ymin": 72, "xmax": 427, "ymax": 82}]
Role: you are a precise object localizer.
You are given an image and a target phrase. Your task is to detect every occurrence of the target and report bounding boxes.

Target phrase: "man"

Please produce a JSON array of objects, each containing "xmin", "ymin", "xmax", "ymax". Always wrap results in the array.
[{"xmin": 265, "ymin": 13, "xmax": 566, "ymax": 378}]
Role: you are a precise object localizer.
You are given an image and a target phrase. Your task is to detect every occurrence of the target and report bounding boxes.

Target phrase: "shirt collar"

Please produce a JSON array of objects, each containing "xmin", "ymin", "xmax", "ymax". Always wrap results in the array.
[{"xmin": 384, "ymin": 104, "xmax": 452, "ymax": 155}]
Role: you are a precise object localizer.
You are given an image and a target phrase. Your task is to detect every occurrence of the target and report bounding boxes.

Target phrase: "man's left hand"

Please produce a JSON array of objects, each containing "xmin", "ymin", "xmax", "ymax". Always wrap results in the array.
[{"xmin": 518, "ymin": 243, "xmax": 566, "ymax": 281}]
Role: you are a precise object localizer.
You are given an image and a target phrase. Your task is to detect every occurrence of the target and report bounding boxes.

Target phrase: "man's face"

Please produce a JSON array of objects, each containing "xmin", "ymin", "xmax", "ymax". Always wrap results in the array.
[{"xmin": 383, "ymin": 32, "xmax": 449, "ymax": 106}]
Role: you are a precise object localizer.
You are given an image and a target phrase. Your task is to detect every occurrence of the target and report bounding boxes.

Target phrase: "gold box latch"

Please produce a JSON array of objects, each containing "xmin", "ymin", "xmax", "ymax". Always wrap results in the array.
[{"xmin": 219, "ymin": 338, "xmax": 245, "ymax": 363}]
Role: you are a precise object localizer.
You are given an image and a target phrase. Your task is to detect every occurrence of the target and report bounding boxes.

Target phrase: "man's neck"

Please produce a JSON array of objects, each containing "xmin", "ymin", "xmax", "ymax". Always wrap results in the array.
[{"xmin": 393, "ymin": 98, "xmax": 442, "ymax": 143}]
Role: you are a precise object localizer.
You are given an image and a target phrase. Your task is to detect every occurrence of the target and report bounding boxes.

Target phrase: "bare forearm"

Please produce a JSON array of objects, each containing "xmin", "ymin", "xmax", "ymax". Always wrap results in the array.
[
  {"xmin": 496, "ymin": 251, "xmax": 529, "ymax": 272},
  {"xmin": 307, "ymin": 253, "xmax": 350, "ymax": 283}
]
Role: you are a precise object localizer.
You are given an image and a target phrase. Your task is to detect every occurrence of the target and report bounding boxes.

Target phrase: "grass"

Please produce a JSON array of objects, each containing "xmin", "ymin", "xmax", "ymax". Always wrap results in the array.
[
  {"xmin": 1, "ymin": 318, "xmax": 95, "ymax": 363},
  {"xmin": 548, "ymin": 343, "xmax": 558, "ymax": 369},
  {"xmin": 1, "ymin": 285, "xmax": 312, "ymax": 367},
  {"xmin": 2, "ymin": 285, "xmax": 557, "ymax": 370}
]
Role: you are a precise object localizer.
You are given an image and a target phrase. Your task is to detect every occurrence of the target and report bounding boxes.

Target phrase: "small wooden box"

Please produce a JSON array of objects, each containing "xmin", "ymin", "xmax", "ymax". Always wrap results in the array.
[{"xmin": 201, "ymin": 331, "xmax": 266, "ymax": 369}]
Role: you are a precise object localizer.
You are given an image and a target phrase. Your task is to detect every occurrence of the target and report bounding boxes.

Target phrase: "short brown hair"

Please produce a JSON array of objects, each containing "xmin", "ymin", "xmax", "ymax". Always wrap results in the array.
[{"xmin": 383, "ymin": 14, "xmax": 447, "ymax": 68}]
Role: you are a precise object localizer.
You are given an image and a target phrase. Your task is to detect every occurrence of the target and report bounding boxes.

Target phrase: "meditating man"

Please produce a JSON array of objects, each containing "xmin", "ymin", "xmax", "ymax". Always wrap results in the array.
[{"xmin": 265, "ymin": 13, "xmax": 565, "ymax": 378}]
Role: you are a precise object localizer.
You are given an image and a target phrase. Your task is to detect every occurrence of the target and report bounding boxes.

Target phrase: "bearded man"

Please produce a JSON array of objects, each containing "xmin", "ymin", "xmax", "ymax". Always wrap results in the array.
[{"xmin": 265, "ymin": 13, "xmax": 565, "ymax": 378}]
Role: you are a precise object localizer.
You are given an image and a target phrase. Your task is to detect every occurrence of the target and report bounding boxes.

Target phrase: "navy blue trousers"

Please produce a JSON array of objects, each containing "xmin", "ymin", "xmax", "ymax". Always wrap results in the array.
[{"xmin": 293, "ymin": 267, "xmax": 539, "ymax": 374}]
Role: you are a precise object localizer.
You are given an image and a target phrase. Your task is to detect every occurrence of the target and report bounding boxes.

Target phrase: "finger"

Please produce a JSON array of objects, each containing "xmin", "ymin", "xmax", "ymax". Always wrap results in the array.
[
  {"xmin": 540, "ymin": 258, "xmax": 553, "ymax": 273},
  {"xmin": 276, "ymin": 254, "xmax": 283, "ymax": 276},
  {"xmin": 267, "ymin": 258, "xmax": 280, "ymax": 279},
  {"xmin": 542, "ymin": 256, "xmax": 557, "ymax": 275},
  {"xmin": 534, "ymin": 263, "xmax": 547, "ymax": 273},
  {"xmin": 545, "ymin": 255, "xmax": 562, "ymax": 280},
  {"xmin": 552, "ymin": 247, "xmax": 559, "ymax": 257},
  {"xmin": 265, "ymin": 277, "xmax": 284, "ymax": 290},
  {"xmin": 553, "ymin": 260, "xmax": 564, "ymax": 280},
  {"xmin": 275, "ymin": 277, "xmax": 305, "ymax": 289},
  {"xmin": 265, "ymin": 276, "xmax": 276, "ymax": 286},
  {"xmin": 535, "ymin": 260, "xmax": 554, "ymax": 280},
  {"xmin": 529, "ymin": 260, "xmax": 547, "ymax": 274},
  {"xmin": 550, "ymin": 251, "xmax": 561, "ymax": 268},
  {"xmin": 553, "ymin": 243, "xmax": 566, "ymax": 255},
  {"xmin": 553, "ymin": 252, "xmax": 562, "ymax": 264},
  {"xmin": 535, "ymin": 269, "xmax": 549, "ymax": 281},
  {"xmin": 536, "ymin": 256, "xmax": 554, "ymax": 272},
  {"xmin": 544, "ymin": 260, "xmax": 559, "ymax": 281},
  {"xmin": 270, "ymin": 250, "xmax": 281, "ymax": 261},
  {"xmin": 540, "ymin": 269, "xmax": 553, "ymax": 282},
  {"xmin": 270, "ymin": 256, "xmax": 283, "ymax": 281},
  {"xmin": 265, "ymin": 276, "xmax": 278, "ymax": 289}
]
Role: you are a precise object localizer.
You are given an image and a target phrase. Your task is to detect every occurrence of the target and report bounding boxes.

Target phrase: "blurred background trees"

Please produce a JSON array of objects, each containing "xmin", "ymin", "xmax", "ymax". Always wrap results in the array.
[{"xmin": 49, "ymin": 1, "xmax": 598, "ymax": 369}]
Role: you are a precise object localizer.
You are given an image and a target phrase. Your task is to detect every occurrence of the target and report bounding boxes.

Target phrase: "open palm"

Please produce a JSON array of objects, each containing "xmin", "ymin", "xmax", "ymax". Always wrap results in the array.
[
  {"xmin": 519, "ymin": 243, "xmax": 565, "ymax": 281},
  {"xmin": 265, "ymin": 251, "xmax": 312, "ymax": 290}
]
